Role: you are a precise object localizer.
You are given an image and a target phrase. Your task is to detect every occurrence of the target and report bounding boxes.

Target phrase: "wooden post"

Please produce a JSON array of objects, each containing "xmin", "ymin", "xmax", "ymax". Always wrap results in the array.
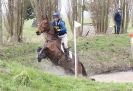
[{"xmin": 74, "ymin": 21, "xmax": 81, "ymax": 78}]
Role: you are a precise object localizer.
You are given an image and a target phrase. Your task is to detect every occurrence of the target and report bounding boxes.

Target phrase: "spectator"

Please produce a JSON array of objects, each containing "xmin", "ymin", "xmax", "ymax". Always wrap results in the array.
[{"xmin": 114, "ymin": 8, "xmax": 122, "ymax": 34}]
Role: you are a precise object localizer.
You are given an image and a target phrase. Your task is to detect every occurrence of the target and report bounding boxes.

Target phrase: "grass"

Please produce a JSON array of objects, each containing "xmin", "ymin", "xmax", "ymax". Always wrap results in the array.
[
  {"xmin": 71, "ymin": 34, "xmax": 132, "ymax": 74},
  {"xmin": 76, "ymin": 34, "xmax": 130, "ymax": 51},
  {"xmin": 0, "ymin": 59, "xmax": 133, "ymax": 91},
  {"xmin": 0, "ymin": 43, "xmax": 40, "ymax": 69},
  {"xmin": 0, "ymin": 34, "xmax": 133, "ymax": 90}
]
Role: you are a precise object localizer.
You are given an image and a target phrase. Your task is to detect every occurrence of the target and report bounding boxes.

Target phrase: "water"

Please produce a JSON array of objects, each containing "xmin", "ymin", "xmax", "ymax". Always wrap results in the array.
[{"xmin": 90, "ymin": 71, "xmax": 133, "ymax": 83}]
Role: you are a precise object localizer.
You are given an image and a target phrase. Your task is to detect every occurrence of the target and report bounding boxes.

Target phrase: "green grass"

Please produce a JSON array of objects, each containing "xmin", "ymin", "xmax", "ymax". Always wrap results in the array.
[
  {"xmin": 0, "ymin": 59, "xmax": 133, "ymax": 91},
  {"xmin": 76, "ymin": 34, "xmax": 130, "ymax": 52},
  {"xmin": 71, "ymin": 34, "xmax": 132, "ymax": 74},
  {"xmin": 0, "ymin": 43, "xmax": 38, "ymax": 59},
  {"xmin": 0, "ymin": 34, "xmax": 133, "ymax": 91},
  {"xmin": 0, "ymin": 43, "xmax": 40, "ymax": 68}
]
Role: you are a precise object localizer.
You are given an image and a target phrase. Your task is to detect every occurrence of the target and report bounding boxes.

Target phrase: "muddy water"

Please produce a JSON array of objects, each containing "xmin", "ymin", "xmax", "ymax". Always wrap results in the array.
[{"xmin": 90, "ymin": 71, "xmax": 133, "ymax": 83}]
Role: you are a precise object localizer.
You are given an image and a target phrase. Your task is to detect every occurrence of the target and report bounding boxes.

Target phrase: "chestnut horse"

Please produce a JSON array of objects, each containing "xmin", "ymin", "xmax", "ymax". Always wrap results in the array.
[{"xmin": 36, "ymin": 17, "xmax": 87, "ymax": 76}]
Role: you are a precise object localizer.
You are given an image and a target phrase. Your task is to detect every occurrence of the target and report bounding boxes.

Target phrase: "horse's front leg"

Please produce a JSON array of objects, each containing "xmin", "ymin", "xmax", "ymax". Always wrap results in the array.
[{"xmin": 37, "ymin": 46, "xmax": 48, "ymax": 62}]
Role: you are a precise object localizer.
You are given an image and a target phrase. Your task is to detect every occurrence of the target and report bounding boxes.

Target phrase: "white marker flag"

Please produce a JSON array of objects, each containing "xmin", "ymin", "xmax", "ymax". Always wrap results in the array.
[
  {"xmin": 74, "ymin": 21, "xmax": 81, "ymax": 78},
  {"xmin": 74, "ymin": 21, "xmax": 81, "ymax": 28}
]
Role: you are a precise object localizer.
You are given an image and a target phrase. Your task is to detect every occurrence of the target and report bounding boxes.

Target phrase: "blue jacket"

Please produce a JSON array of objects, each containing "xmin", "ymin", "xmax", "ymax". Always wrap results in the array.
[
  {"xmin": 114, "ymin": 12, "xmax": 122, "ymax": 23},
  {"xmin": 52, "ymin": 19, "xmax": 67, "ymax": 36}
]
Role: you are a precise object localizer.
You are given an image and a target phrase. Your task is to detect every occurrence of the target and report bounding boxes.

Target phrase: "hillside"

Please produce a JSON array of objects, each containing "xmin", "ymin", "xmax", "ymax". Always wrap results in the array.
[
  {"xmin": 0, "ymin": 34, "xmax": 133, "ymax": 91},
  {"xmin": 0, "ymin": 59, "xmax": 133, "ymax": 91}
]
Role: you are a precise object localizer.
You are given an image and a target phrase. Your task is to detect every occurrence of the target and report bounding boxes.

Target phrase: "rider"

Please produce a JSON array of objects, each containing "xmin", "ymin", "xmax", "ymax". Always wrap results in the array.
[{"xmin": 52, "ymin": 11, "xmax": 69, "ymax": 60}]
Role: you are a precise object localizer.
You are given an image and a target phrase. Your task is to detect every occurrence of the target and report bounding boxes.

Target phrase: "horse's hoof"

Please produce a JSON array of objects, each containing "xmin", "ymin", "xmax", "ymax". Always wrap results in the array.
[
  {"xmin": 37, "ymin": 47, "xmax": 42, "ymax": 52},
  {"xmin": 36, "ymin": 31, "xmax": 41, "ymax": 35},
  {"xmin": 38, "ymin": 61, "xmax": 41, "ymax": 62},
  {"xmin": 90, "ymin": 78, "xmax": 95, "ymax": 81},
  {"xmin": 38, "ymin": 59, "xmax": 42, "ymax": 62}
]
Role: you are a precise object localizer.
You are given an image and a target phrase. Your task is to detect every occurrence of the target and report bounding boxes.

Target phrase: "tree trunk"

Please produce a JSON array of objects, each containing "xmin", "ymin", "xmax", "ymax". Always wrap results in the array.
[
  {"xmin": 77, "ymin": 0, "xmax": 83, "ymax": 36},
  {"xmin": 0, "ymin": 0, "xmax": 2, "ymax": 44},
  {"xmin": 121, "ymin": 0, "xmax": 129, "ymax": 33},
  {"xmin": 124, "ymin": 2, "xmax": 129, "ymax": 33},
  {"xmin": 81, "ymin": 0, "xmax": 85, "ymax": 35},
  {"xmin": 65, "ymin": 0, "xmax": 76, "ymax": 32},
  {"xmin": 4, "ymin": 0, "xmax": 24, "ymax": 43}
]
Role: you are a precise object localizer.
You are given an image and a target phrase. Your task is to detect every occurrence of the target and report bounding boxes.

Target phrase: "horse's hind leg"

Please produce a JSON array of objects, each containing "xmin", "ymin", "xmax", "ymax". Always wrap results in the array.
[
  {"xmin": 79, "ymin": 63, "xmax": 87, "ymax": 76},
  {"xmin": 64, "ymin": 68, "xmax": 75, "ymax": 75},
  {"xmin": 69, "ymin": 68, "xmax": 75, "ymax": 75}
]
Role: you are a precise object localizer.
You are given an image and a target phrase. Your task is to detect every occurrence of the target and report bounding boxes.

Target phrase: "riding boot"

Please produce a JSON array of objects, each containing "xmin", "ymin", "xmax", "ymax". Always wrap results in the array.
[{"xmin": 64, "ymin": 48, "xmax": 69, "ymax": 60}]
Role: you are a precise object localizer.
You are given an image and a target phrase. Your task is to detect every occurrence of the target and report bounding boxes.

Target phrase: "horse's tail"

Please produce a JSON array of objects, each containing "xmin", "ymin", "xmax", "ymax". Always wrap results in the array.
[{"xmin": 80, "ymin": 63, "xmax": 87, "ymax": 76}]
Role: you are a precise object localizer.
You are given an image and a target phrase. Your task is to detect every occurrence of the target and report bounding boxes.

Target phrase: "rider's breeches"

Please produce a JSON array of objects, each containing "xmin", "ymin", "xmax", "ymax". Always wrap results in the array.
[{"xmin": 58, "ymin": 34, "xmax": 68, "ymax": 49}]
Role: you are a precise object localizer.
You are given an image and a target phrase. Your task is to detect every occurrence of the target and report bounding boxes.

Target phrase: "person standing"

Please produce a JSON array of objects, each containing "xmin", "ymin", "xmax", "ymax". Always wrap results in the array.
[{"xmin": 114, "ymin": 8, "xmax": 122, "ymax": 34}]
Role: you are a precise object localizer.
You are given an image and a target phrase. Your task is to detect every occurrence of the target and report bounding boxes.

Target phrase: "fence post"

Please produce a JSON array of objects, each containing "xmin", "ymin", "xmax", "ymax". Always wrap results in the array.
[
  {"xmin": 129, "ymin": 33, "xmax": 133, "ymax": 58},
  {"xmin": 74, "ymin": 21, "xmax": 81, "ymax": 78}
]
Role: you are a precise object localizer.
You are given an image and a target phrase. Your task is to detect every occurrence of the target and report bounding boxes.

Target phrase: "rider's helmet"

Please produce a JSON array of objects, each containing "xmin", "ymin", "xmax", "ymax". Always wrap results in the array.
[
  {"xmin": 117, "ymin": 8, "xmax": 122, "ymax": 13},
  {"xmin": 53, "ymin": 11, "xmax": 60, "ymax": 18}
]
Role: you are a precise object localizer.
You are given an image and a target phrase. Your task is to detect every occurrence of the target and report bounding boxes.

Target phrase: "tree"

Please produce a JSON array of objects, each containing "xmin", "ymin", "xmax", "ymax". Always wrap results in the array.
[
  {"xmin": 85, "ymin": 0, "xmax": 110, "ymax": 33},
  {"xmin": 30, "ymin": 0, "xmax": 58, "ymax": 23},
  {"xmin": 128, "ymin": 0, "xmax": 133, "ymax": 27},
  {"xmin": 65, "ymin": 0, "xmax": 83, "ymax": 35},
  {"xmin": 4, "ymin": 0, "xmax": 24, "ymax": 43},
  {"xmin": 81, "ymin": 0, "xmax": 85, "ymax": 34},
  {"xmin": 76, "ymin": 0, "xmax": 83, "ymax": 36},
  {"xmin": 0, "ymin": 0, "xmax": 2, "ymax": 44},
  {"xmin": 64, "ymin": 0, "xmax": 74, "ymax": 31},
  {"xmin": 119, "ymin": 0, "xmax": 130, "ymax": 33}
]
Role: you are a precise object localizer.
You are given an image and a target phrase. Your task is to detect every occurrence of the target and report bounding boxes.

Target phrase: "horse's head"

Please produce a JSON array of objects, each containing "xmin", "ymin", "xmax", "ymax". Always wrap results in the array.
[
  {"xmin": 37, "ymin": 47, "xmax": 47, "ymax": 62},
  {"xmin": 36, "ymin": 17, "xmax": 50, "ymax": 35}
]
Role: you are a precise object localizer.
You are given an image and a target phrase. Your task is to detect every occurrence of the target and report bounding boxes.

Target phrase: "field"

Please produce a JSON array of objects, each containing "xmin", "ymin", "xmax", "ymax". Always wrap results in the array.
[{"xmin": 0, "ymin": 20, "xmax": 133, "ymax": 91}]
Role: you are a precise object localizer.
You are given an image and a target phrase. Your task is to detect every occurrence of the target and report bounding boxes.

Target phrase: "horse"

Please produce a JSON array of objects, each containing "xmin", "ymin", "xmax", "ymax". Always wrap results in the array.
[{"xmin": 36, "ymin": 17, "xmax": 87, "ymax": 76}]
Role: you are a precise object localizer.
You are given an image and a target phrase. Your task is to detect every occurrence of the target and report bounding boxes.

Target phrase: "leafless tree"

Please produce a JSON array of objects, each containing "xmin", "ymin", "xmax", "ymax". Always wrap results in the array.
[
  {"xmin": 30, "ymin": 0, "xmax": 58, "ymax": 23},
  {"xmin": 64, "ymin": 0, "xmax": 74, "ymax": 31},
  {"xmin": 119, "ymin": 0, "xmax": 130, "ymax": 33},
  {"xmin": 3, "ymin": 0, "xmax": 24, "ymax": 43},
  {"xmin": 85, "ymin": 0, "xmax": 110, "ymax": 33},
  {"xmin": 65, "ymin": 0, "xmax": 83, "ymax": 35},
  {"xmin": 128, "ymin": 0, "xmax": 133, "ymax": 27}
]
